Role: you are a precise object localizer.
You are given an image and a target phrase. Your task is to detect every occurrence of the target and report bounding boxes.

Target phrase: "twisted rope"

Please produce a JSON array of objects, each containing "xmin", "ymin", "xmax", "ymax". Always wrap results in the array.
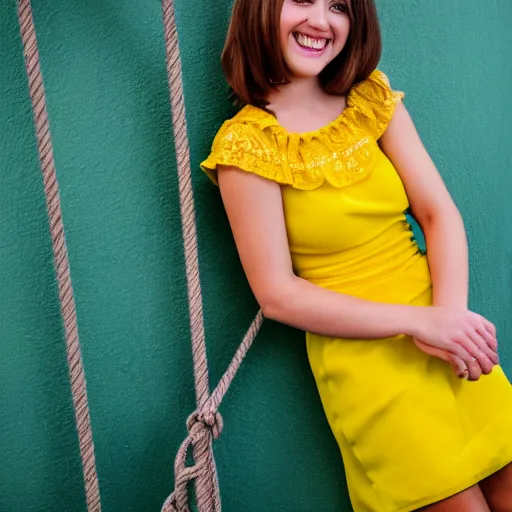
[
  {"xmin": 160, "ymin": 1, "xmax": 264, "ymax": 510},
  {"xmin": 18, "ymin": 0, "xmax": 261, "ymax": 509},
  {"xmin": 17, "ymin": 2, "xmax": 101, "ymax": 511}
]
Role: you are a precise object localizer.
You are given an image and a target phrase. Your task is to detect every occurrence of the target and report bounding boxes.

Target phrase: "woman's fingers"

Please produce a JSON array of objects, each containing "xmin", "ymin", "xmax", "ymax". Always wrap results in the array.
[
  {"xmin": 478, "ymin": 325, "xmax": 498, "ymax": 354},
  {"xmin": 449, "ymin": 341, "xmax": 477, "ymax": 366},
  {"xmin": 443, "ymin": 341, "xmax": 488, "ymax": 380},
  {"xmin": 442, "ymin": 349, "xmax": 482, "ymax": 381},
  {"xmin": 414, "ymin": 338, "xmax": 472, "ymax": 380},
  {"xmin": 446, "ymin": 353, "xmax": 471, "ymax": 379},
  {"xmin": 475, "ymin": 316, "xmax": 498, "ymax": 351},
  {"xmin": 465, "ymin": 357, "xmax": 483, "ymax": 381},
  {"xmin": 472, "ymin": 330, "xmax": 499, "ymax": 366},
  {"xmin": 455, "ymin": 335, "xmax": 495, "ymax": 374},
  {"xmin": 482, "ymin": 318, "xmax": 496, "ymax": 339}
]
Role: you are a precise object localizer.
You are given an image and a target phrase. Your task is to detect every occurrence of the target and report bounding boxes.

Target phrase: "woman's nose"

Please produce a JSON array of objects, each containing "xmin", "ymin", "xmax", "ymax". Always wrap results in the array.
[{"xmin": 307, "ymin": 1, "xmax": 330, "ymax": 32}]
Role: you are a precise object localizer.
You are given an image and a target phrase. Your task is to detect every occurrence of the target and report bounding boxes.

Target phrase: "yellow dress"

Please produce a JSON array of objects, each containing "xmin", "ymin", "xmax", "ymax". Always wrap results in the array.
[{"xmin": 200, "ymin": 70, "xmax": 512, "ymax": 512}]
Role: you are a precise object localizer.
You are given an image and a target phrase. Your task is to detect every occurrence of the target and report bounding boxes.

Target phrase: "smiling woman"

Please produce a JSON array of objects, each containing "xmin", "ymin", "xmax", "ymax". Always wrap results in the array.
[
  {"xmin": 221, "ymin": 0, "xmax": 381, "ymax": 105},
  {"xmin": 280, "ymin": 0, "xmax": 350, "ymax": 76},
  {"xmin": 201, "ymin": 0, "xmax": 512, "ymax": 510}
]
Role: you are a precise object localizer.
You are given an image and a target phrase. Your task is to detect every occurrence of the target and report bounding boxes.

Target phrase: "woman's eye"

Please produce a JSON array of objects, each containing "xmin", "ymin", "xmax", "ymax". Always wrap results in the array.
[
  {"xmin": 331, "ymin": 2, "xmax": 349, "ymax": 13},
  {"xmin": 291, "ymin": 0, "xmax": 348, "ymax": 12}
]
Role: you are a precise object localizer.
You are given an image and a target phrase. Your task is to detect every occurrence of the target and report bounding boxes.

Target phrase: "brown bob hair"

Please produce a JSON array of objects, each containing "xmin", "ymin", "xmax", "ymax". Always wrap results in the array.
[{"xmin": 222, "ymin": 0, "xmax": 382, "ymax": 106}]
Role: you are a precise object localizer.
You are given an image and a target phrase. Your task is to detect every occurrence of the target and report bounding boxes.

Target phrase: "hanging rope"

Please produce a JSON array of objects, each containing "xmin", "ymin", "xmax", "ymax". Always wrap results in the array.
[
  {"xmin": 160, "ymin": 0, "xmax": 264, "ymax": 511},
  {"xmin": 17, "ymin": 0, "xmax": 261, "ymax": 509},
  {"xmin": 17, "ymin": 2, "xmax": 102, "ymax": 511}
]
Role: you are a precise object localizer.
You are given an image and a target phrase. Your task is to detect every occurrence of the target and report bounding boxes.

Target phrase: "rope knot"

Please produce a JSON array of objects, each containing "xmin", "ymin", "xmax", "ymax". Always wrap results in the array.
[{"xmin": 187, "ymin": 410, "xmax": 224, "ymax": 440}]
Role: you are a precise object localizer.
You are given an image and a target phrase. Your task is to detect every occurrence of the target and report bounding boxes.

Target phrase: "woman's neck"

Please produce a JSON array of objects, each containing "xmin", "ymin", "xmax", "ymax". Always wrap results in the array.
[
  {"xmin": 267, "ymin": 76, "xmax": 326, "ymax": 112},
  {"xmin": 264, "ymin": 76, "xmax": 346, "ymax": 134}
]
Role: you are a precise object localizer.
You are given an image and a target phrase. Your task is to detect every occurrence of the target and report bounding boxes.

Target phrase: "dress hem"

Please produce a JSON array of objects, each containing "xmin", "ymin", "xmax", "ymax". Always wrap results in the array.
[{"xmin": 396, "ymin": 457, "xmax": 512, "ymax": 512}]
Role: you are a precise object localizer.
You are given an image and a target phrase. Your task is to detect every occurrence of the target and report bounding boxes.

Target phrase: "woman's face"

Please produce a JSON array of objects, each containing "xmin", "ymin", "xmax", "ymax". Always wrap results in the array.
[{"xmin": 280, "ymin": 0, "xmax": 351, "ymax": 80}]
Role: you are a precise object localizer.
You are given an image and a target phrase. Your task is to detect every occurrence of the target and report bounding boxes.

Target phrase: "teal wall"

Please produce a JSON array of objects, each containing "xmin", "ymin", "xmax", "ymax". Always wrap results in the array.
[{"xmin": 0, "ymin": 1, "xmax": 510, "ymax": 511}]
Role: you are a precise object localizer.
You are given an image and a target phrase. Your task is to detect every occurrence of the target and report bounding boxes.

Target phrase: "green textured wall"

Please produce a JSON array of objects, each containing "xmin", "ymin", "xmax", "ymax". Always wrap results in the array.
[{"xmin": 0, "ymin": 1, "xmax": 510, "ymax": 511}]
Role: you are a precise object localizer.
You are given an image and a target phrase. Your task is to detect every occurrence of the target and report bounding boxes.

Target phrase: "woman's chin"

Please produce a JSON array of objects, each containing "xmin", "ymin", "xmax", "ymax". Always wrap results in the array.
[{"xmin": 286, "ymin": 63, "xmax": 326, "ymax": 81}]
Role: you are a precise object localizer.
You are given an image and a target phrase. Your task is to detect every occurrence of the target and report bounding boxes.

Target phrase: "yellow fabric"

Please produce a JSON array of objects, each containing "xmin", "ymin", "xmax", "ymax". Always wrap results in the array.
[
  {"xmin": 201, "ymin": 69, "xmax": 512, "ymax": 511},
  {"xmin": 201, "ymin": 70, "xmax": 404, "ymax": 191}
]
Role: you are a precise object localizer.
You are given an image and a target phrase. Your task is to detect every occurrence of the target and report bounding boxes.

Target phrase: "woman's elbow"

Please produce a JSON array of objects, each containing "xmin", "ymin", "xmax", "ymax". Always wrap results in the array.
[
  {"xmin": 257, "ymin": 280, "xmax": 296, "ymax": 322},
  {"xmin": 259, "ymin": 292, "xmax": 286, "ymax": 321},
  {"xmin": 421, "ymin": 202, "xmax": 462, "ymax": 228}
]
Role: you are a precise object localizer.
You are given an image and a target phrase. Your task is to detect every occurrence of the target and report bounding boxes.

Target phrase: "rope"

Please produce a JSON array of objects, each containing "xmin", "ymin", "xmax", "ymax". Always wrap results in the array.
[
  {"xmin": 160, "ymin": 1, "xmax": 264, "ymax": 511},
  {"xmin": 18, "ymin": 0, "xmax": 261, "ymax": 509},
  {"xmin": 17, "ymin": 2, "xmax": 102, "ymax": 511}
]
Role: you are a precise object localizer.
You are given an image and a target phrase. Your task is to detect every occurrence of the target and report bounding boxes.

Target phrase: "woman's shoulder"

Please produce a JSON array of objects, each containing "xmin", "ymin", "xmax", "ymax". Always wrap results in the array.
[
  {"xmin": 200, "ymin": 106, "xmax": 291, "ymax": 187},
  {"xmin": 346, "ymin": 69, "xmax": 405, "ymax": 139},
  {"xmin": 213, "ymin": 105, "xmax": 280, "ymax": 143}
]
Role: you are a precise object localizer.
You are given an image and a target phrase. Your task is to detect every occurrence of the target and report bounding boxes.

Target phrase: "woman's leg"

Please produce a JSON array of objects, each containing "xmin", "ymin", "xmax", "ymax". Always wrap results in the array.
[
  {"xmin": 417, "ymin": 485, "xmax": 490, "ymax": 511},
  {"xmin": 480, "ymin": 463, "xmax": 512, "ymax": 512}
]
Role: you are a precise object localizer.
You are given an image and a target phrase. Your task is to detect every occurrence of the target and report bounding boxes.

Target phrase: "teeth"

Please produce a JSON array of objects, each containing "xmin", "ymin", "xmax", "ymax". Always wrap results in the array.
[{"xmin": 296, "ymin": 33, "xmax": 327, "ymax": 50}]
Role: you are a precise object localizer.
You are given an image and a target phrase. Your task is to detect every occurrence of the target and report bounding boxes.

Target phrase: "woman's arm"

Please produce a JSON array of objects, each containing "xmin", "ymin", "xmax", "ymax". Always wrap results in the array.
[
  {"xmin": 217, "ymin": 165, "xmax": 496, "ymax": 366},
  {"xmin": 380, "ymin": 102, "xmax": 469, "ymax": 310},
  {"xmin": 218, "ymin": 165, "xmax": 414, "ymax": 339},
  {"xmin": 379, "ymin": 102, "xmax": 498, "ymax": 378}
]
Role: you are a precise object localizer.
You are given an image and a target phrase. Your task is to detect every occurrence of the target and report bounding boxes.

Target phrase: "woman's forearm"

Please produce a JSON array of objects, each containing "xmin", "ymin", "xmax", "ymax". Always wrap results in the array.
[
  {"xmin": 423, "ymin": 207, "xmax": 469, "ymax": 309},
  {"xmin": 263, "ymin": 277, "xmax": 418, "ymax": 340},
  {"xmin": 264, "ymin": 207, "xmax": 468, "ymax": 340}
]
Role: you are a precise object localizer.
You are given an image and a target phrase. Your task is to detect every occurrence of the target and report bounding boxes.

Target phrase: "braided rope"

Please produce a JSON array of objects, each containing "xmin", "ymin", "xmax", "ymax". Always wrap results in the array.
[
  {"xmin": 17, "ymin": 2, "xmax": 101, "ymax": 511},
  {"xmin": 160, "ymin": 1, "xmax": 264, "ymax": 510},
  {"xmin": 18, "ymin": 1, "xmax": 261, "ymax": 509}
]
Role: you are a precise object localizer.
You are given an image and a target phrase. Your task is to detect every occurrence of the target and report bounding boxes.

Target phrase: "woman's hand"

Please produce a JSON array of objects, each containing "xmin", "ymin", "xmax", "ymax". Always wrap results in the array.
[
  {"xmin": 413, "ymin": 337, "xmax": 479, "ymax": 380},
  {"xmin": 409, "ymin": 307, "xmax": 499, "ymax": 380}
]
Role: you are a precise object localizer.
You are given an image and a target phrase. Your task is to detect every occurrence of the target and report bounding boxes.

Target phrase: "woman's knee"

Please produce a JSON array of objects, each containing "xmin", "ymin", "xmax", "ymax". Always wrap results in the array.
[
  {"xmin": 480, "ymin": 463, "xmax": 512, "ymax": 512},
  {"xmin": 418, "ymin": 485, "xmax": 490, "ymax": 512}
]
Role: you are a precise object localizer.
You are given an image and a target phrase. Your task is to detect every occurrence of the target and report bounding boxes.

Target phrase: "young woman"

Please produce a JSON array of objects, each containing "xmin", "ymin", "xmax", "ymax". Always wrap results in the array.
[{"xmin": 200, "ymin": 0, "xmax": 512, "ymax": 510}]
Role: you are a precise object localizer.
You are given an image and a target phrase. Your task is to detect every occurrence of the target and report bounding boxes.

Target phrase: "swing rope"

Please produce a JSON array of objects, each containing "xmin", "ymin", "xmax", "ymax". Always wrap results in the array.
[
  {"xmin": 160, "ymin": 0, "xmax": 264, "ymax": 511},
  {"xmin": 17, "ymin": 1, "xmax": 102, "ymax": 511}
]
